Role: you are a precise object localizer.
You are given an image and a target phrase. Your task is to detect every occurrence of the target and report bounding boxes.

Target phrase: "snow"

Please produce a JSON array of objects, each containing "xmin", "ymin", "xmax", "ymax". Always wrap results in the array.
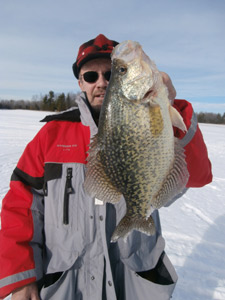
[
  {"xmin": 161, "ymin": 123, "xmax": 225, "ymax": 300},
  {"xmin": 0, "ymin": 110, "xmax": 225, "ymax": 300}
]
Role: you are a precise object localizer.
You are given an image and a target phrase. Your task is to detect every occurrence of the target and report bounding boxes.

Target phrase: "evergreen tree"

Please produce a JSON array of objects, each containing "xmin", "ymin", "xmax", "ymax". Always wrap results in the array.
[
  {"xmin": 56, "ymin": 93, "xmax": 66, "ymax": 111},
  {"xmin": 222, "ymin": 113, "xmax": 225, "ymax": 124},
  {"xmin": 66, "ymin": 93, "xmax": 72, "ymax": 109},
  {"xmin": 48, "ymin": 90, "xmax": 55, "ymax": 111}
]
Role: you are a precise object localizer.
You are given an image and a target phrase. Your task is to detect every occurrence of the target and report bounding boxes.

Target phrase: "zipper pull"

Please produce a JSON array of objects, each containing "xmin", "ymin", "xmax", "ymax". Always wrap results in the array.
[
  {"xmin": 63, "ymin": 168, "xmax": 74, "ymax": 225},
  {"xmin": 66, "ymin": 168, "xmax": 73, "ymax": 194}
]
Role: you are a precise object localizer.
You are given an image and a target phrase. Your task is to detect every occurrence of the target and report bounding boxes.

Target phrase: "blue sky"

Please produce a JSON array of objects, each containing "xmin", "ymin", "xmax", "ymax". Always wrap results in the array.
[{"xmin": 0, "ymin": 0, "xmax": 224, "ymax": 113}]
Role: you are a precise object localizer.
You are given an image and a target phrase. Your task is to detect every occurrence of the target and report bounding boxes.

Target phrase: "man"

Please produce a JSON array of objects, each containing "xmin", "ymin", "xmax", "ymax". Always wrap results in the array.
[{"xmin": 0, "ymin": 34, "xmax": 212, "ymax": 300}]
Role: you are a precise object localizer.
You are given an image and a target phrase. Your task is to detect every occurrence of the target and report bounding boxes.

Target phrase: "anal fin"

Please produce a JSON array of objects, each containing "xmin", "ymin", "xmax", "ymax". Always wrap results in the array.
[{"xmin": 151, "ymin": 138, "xmax": 189, "ymax": 209}]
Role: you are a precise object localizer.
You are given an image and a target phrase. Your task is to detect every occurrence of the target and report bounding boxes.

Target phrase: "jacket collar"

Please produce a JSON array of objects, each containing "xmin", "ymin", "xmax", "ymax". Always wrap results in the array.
[
  {"xmin": 40, "ymin": 92, "xmax": 98, "ymax": 139},
  {"xmin": 76, "ymin": 92, "xmax": 98, "ymax": 138}
]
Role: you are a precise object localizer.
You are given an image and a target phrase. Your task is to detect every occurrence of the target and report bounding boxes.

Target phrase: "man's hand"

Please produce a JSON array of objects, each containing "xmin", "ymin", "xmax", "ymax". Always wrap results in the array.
[
  {"xmin": 160, "ymin": 71, "xmax": 177, "ymax": 103},
  {"xmin": 11, "ymin": 282, "xmax": 40, "ymax": 300}
]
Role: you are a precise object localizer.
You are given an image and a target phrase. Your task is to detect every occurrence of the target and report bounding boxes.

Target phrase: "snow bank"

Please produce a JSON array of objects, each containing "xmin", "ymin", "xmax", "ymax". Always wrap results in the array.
[{"xmin": 0, "ymin": 110, "xmax": 224, "ymax": 299}]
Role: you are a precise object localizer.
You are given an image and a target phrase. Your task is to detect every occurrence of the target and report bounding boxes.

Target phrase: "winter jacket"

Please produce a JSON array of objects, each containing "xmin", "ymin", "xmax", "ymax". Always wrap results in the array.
[{"xmin": 0, "ymin": 93, "xmax": 212, "ymax": 299}]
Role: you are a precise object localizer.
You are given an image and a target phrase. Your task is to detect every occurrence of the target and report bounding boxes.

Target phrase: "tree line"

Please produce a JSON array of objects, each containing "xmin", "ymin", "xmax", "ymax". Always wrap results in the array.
[
  {"xmin": 196, "ymin": 112, "xmax": 225, "ymax": 124},
  {"xmin": 0, "ymin": 91, "xmax": 79, "ymax": 112},
  {"xmin": 0, "ymin": 91, "xmax": 225, "ymax": 124}
]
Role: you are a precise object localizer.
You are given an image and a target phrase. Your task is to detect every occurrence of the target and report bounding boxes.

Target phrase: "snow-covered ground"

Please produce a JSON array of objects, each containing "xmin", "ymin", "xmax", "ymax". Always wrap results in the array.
[{"xmin": 0, "ymin": 109, "xmax": 224, "ymax": 300}]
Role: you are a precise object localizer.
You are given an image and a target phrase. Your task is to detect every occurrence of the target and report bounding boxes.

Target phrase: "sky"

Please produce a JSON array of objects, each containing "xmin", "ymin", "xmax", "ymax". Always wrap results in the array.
[{"xmin": 0, "ymin": 0, "xmax": 225, "ymax": 113}]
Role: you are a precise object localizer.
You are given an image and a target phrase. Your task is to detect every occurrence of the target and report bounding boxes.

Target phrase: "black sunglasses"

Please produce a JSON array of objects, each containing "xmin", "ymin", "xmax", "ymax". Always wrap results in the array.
[{"xmin": 81, "ymin": 71, "xmax": 111, "ymax": 83}]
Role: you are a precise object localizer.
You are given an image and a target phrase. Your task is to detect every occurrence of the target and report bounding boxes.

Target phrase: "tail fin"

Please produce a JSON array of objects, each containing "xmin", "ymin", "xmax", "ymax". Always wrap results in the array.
[{"xmin": 111, "ymin": 215, "xmax": 156, "ymax": 243}]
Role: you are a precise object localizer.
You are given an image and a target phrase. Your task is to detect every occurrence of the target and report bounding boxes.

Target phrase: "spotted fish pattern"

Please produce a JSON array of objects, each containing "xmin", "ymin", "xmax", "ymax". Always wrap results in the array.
[{"xmin": 84, "ymin": 40, "xmax": 189, "ymax": 242}]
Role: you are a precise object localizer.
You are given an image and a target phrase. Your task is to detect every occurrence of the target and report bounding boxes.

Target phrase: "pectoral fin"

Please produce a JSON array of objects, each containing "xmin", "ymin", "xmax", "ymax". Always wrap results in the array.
[
  {"xmin": 84, "ymin": 136, "xmax": 122, "ymax": 204},
  {"xmin": 169, "ymin": 105, "xmax": 187, "ymax": 132}
]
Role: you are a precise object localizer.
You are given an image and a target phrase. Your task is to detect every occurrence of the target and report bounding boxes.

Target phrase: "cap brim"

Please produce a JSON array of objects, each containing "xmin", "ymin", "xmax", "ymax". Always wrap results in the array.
[{"xmin": 72, "ymin": 52, "xmax": 112, "ymax": 79}]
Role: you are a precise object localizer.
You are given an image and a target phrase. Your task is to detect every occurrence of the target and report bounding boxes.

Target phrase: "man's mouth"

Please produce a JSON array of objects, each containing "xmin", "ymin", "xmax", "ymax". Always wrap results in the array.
[{"xmin": 95, "ymin": 94, "xmax": 105, "ymax": 99}]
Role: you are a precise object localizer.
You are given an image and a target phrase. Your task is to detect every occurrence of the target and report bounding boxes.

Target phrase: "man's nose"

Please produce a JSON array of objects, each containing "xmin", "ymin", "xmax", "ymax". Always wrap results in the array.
[{"xmin": 96, "ymin": 73, "xmax": 108, "ymax": 87}]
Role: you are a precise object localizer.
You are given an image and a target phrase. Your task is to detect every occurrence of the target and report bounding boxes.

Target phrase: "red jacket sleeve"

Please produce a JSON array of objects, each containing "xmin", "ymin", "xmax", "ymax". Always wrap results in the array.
[
  {"xmin": 0, "ymin": 127, "xmax": 46, "ymax": 299},
  {"xmin": 173, "ymin": 99, "xmax": 212, "ymax": 187}
]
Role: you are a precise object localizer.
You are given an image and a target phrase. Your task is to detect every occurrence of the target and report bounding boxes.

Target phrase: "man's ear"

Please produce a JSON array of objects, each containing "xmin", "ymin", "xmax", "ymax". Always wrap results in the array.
[{"xmin": 78, "ymin": 79, "xmax": 82, "ymax": 90}]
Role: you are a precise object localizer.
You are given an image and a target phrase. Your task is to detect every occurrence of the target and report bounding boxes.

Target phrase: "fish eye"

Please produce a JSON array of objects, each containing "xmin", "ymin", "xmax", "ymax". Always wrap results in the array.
[{"xmin": 119, "ymin": 66, "xmax": 127, "ymax": 75}]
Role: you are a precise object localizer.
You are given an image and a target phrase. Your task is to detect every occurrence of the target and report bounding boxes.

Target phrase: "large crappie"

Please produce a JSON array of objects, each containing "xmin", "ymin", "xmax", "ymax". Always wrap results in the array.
[{"xmin": 84, "ymin": 40, "xmax": 189, "ymax": 242}]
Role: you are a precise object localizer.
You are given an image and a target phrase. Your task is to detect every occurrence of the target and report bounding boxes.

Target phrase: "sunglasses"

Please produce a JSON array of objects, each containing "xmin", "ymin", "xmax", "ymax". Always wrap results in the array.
[{"xmin": 80, "ymin": 71, "xmax": 111, "ymax": 83}]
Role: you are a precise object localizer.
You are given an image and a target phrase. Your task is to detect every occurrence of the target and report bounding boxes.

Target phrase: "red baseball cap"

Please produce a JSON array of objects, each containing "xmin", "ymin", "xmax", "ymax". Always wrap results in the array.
[{"xmin": 72, "ymin": 34, "xmax": 119, "ymax": 79}]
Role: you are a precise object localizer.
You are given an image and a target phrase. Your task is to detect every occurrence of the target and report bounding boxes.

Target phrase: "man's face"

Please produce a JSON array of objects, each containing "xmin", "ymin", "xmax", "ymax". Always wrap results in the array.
[{"xmin": 78, "ymin": 58, "xmax": 111, "ymax": 112}]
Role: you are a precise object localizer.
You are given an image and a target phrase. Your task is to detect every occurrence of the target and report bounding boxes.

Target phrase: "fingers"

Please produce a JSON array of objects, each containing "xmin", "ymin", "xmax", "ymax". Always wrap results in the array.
[
  {"xmin": 160, "ymin": 71, "xmax": 176, "ymax": 104},
  {"xmin": 11, "ymin": 282, "xmax": 40, "ymax": 300}
]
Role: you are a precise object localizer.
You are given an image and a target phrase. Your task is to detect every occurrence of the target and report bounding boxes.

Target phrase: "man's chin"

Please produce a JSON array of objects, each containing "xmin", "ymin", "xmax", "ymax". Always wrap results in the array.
[{"xmin": 92, "ymin": 104, "xmax": 102, "ymax": 113}]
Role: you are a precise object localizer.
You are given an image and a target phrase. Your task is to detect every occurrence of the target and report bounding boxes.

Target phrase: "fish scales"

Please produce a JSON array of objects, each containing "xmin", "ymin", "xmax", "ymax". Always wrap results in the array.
[{"xmin": 84, "ymin": 40, "xmax": 189, "ymax": 242}]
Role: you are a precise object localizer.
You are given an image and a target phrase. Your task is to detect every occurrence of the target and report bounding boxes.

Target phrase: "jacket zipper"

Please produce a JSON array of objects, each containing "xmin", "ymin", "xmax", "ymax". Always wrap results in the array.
[
  {"xmin": 63, "ymin": 168, "xmax": 74, "ymax": 225},
  {"xmin": 43, "ymin": 181, "xmax": 48, "ymax": 196}
]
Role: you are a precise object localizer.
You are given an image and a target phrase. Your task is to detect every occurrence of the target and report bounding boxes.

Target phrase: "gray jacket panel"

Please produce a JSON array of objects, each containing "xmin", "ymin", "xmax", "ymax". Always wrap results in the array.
[{"xmin": 38, "ymin": 93, "xmax": 178, "ymax": 299}]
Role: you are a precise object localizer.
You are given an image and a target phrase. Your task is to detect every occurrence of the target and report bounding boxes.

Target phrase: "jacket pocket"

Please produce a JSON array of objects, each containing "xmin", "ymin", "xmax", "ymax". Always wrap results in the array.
[
  {"xmin": 44, "ymin": 163, "xmax": 77, "ymax": 228},
  {"xmin": 43, "ymin": 163, "xmax": 86, "ymax": 273},
  {"xmin": 124, "ymin": 252, "xmax": 178, "ymax": 300},
  {"xmin": 40, "ymin": 271, "xmax": 65, "ymax": 299},
  {"xmin": 43, "ymin": 271, "xmax": 64, "ymax": 288},
  {"xmin": 40, "ymin": 266, "xmax": 82, "ymax": 300},
  {"xmin": 137, "ymin": 251, "xmax": 174, "ymax": 285}
]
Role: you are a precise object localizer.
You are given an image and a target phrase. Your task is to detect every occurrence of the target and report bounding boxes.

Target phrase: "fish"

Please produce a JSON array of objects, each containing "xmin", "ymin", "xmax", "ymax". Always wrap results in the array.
[{"xmin": 84, "ymin": 40, "xmax": 189, "ymax": 242}]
